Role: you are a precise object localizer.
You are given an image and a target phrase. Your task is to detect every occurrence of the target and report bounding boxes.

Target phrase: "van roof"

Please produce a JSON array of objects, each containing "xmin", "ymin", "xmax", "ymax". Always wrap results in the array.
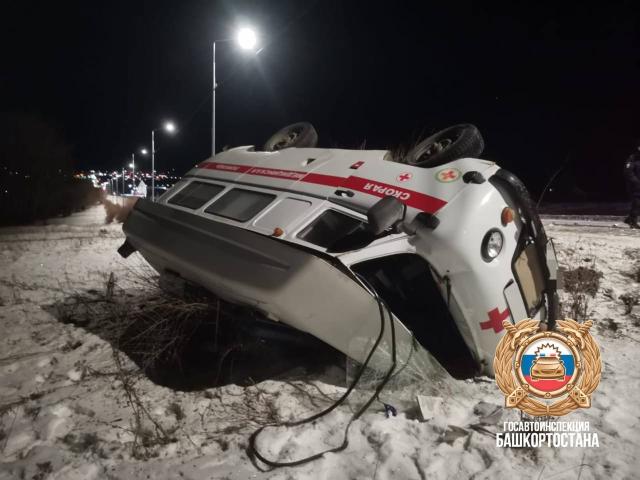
[{"xmin": 184, "ymin": 146, "xmax": 498, "ymax": 215}]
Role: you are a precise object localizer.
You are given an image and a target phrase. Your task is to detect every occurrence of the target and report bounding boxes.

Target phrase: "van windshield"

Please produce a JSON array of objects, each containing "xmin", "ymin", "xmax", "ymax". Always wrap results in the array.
[
  {"xmin": 297, "ymin": 209, "xmax": 365, "ymax": 248},
  {"xmin": 351, "ymin": 253, "xmax": 478, "ymax": 378}
]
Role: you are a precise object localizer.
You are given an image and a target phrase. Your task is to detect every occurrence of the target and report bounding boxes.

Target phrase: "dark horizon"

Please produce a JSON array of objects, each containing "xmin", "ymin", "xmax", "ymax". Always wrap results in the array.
[{"xmin": 3, "ymin": 0, "xmax": 639, "ymax": 201}]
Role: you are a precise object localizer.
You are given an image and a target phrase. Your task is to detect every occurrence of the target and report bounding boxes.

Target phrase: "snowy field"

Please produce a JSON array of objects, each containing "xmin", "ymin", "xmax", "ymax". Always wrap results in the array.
[{"xmin": 0, "ymin": 205, "xmax": 639, "ymax": 479}]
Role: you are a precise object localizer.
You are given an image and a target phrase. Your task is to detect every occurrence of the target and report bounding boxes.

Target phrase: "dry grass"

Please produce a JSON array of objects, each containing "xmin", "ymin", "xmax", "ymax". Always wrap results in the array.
[
  {"xmin": 53, "ymin": 264, "xmax": 225, "ymax": 373},
  {"xmin": 102, "ymin": 197, "xmax": 138, "ymax": 223},
  {"xmin": 49, "ymin": 263, "xmax": 342, "ymax": 458}
]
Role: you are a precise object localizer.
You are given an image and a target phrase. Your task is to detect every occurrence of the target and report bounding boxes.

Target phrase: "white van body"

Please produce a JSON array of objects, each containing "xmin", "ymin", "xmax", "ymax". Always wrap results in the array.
[{"xmin": 121, "ymin": 145, "xmax": 559, "ymax": 378}]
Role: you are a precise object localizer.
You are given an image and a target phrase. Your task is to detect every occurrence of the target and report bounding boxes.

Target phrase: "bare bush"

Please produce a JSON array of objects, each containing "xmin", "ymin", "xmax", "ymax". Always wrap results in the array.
[
  {"xmin": 559, "ymin": 248, "xmax": 602, "ymax": 322},
  {"xmin": 623, "ymin": 248, "xmax": 640, "ymax": 260},
  {"xmin": 112, "ymin": 347, "xmax": 175, "ymax": 459},
  {"xmin": 563, "ymin": 293, "xmax": 589, "ymax": 323},
  {"xmin": 103, "ymin": 197, "xmax": 138, "ymax": 224},
  {"xmin": 596, "ymin": 318, "xmax": 619, "ymax": 335},
  {"xmin": 32, "ymin": 462, "xmax": 53, "ymax": 480},
  {"xmin": 620, "ymin": 292, "xmax": 639, "ymax": 315},
  {"xmin": 625, "ymin": 263, "xmax": 640, "ymax": 283},
  {"xmin": 167, "ymin": 401, "xmax": 185, "ymax": 422},
  {"xmin": 562, "ymin": 266, "xmax": 602, "ymax": 296},
  {"xmin": 61, "ymin": 432, "xmax": 100, "ymax": 455}
]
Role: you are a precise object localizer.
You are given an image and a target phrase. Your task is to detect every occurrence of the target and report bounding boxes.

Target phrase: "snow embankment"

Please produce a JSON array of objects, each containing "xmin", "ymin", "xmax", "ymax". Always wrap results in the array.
[{"xmin": 0, "ymin": 220, "xmax": 638, "ymax": 479}]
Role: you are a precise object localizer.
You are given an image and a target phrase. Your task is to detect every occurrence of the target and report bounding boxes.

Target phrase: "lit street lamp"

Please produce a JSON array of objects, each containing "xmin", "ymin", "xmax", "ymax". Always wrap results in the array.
[
  {"xmin": 151, "ymin": 121, "xmax": 176, "ymax": 201},
  {"xmin": 129, "ymin": 155, "xmax": 135, "ymax": 194},
  {"xmin": 212, "ymin": 26, "xmax": 259, "ymax": 156},
  {"xmin": 237, "ymin": 27, "xmax": 257, "ymax": 50},
  {"xmin": 129, "ymin": 148, "xmax": 148, "ymax": 195}
]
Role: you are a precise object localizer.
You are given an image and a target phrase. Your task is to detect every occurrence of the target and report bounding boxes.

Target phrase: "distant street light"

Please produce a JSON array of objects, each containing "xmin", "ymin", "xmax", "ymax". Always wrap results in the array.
[
  {"xmin": 151, "ymin": 122, "xmax": 177, "ymax": 201},
  {"xmin": 212, "ymin": 26, "xmax": 260, "ymax": 156},
  {"xmin": 129, "ymin": 154, "xmax": 136, "ymax": 194}
]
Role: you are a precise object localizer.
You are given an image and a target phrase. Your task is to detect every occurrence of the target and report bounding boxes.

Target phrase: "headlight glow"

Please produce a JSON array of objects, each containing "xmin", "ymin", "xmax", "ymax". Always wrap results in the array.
[{"xmin": 482, "ymin": 229, "xmax": 504, "ymax": 261}]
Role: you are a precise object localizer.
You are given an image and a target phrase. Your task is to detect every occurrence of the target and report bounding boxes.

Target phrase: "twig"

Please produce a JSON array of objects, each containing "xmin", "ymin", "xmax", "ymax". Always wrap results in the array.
[{"xmin": 537, "ymin": 152, "xmax": 572, "ymax": 208}]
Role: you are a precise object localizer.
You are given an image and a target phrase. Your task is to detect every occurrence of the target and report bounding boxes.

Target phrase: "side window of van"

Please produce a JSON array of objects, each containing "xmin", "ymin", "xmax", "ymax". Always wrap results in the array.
[
  {"xmin": 168, "ymin": 181, "xmax": 225, "ymax": 209},
  {"xmin": 205, "ymin": 188, "xmax": 276, "ymax": 222},
  {"xmin": 254, "ymin": 198, "xmax": 312, "ymax": 230}
]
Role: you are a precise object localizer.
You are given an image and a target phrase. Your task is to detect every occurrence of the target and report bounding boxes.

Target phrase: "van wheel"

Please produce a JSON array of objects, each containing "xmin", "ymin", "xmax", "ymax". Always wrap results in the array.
[
  {"xmin": 406, "ymin": 124, "xmax": 484, "ymax": 168},
  {"xmin": 263, "ymin": 122, "xmax": 318, "ymax": 151}
]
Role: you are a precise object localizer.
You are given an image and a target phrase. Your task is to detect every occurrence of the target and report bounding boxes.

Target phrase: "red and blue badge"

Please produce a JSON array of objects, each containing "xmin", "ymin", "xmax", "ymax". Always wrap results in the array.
[{"xmin": 519, "ymin": 338, "xmax": 575, "ymax": 393}]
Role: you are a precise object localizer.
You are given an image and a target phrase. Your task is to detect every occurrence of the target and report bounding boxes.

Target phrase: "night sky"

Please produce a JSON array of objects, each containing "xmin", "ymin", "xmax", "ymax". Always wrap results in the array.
[{"xmin": 3, "ymin": 1, "xmax": 639, "ymax": 200}]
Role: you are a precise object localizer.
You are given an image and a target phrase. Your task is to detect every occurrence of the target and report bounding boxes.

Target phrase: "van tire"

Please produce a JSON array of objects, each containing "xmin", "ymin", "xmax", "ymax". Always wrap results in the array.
[
  {"xmin": 406, "ymin": 124, "xmax": 484, "ymax": 168},
  {"xmin": 263, "ymin": 122, "xmax": 318, "ymax": 151}
]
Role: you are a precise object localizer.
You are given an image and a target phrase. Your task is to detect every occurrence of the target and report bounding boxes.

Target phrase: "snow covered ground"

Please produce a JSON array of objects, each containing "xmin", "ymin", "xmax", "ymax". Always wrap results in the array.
[{"xmin": 0, "ymin": 206, "xmax": 639, "ymax": 479}]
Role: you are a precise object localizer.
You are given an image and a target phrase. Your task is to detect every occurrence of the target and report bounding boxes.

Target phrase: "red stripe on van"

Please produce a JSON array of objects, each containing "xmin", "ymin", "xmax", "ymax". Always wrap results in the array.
[
  {"xmin": 342, "ymin": 176, "xmax": 447, "ymax": 213},
  {"xmin": 198, "ymin": 162, "xmax": 345, "ymax": 186},
  {"xmin": 197, "ymin": 161, "xmax": 447, "ymax": 213},
  {"xmin": 198, "ymin": 162, "xmax": 251, "ymax": 173},
  {"xmin": 301, "ymin": 173, "xmax": 345, "ymax": 187}
]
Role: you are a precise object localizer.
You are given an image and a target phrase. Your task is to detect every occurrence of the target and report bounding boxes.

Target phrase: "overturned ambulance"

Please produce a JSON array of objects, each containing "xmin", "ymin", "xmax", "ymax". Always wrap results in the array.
[{"xmin": 119, "ymin": 123, "xmax": 559, "ymax": 379}]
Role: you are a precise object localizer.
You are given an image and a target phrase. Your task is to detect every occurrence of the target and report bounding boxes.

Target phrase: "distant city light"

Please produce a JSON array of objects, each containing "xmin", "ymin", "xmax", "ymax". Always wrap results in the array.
[
  {"xmin": 164, "ymin": 122, "xmax": 176, "ymax": 133},
  {"xmin": 140, "ymin": 148, "xmax": 148, "ymax": 155}
]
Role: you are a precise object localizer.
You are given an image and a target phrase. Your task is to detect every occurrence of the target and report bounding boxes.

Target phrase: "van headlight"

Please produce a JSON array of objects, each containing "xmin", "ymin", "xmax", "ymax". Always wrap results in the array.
[{"xmin": 482, "ymin": 229, "xmax": 503, "ymax": 262}]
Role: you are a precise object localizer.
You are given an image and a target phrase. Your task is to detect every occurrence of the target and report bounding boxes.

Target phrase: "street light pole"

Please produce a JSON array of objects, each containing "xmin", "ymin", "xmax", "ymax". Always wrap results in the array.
[
  {"xmin": 212, "ymin": 41, "xmax": 216, "ymax": 157},
  {"xmin": 131, "ymin": 153, "xmax": 135, "ymax": 194},
  {"xmin": 151, "ymin": 130, "xmax": 155, "ymax": 201},
  {"xmin": 211, "ymin": 28, "xmax": 259, "ymax": 157},
  {"xmin": 150, "ymin": 122, "xmax": 176, "ymax": 202}
]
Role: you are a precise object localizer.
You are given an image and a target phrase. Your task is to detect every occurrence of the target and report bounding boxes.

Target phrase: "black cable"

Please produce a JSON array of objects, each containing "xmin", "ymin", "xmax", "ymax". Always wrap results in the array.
[{"xmin": 248, "ymin": 275, "xmax": 397, "ymax": 468}]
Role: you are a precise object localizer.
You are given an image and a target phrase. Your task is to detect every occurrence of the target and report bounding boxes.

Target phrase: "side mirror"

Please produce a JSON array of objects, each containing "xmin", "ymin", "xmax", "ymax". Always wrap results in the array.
[
  {"xmin": 401, "ymin": 212, "xmax": 440, "ymax": 234},
  {"xmin": 367, "ymin": 196, "xmax": 406, "ymax": 235}
]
